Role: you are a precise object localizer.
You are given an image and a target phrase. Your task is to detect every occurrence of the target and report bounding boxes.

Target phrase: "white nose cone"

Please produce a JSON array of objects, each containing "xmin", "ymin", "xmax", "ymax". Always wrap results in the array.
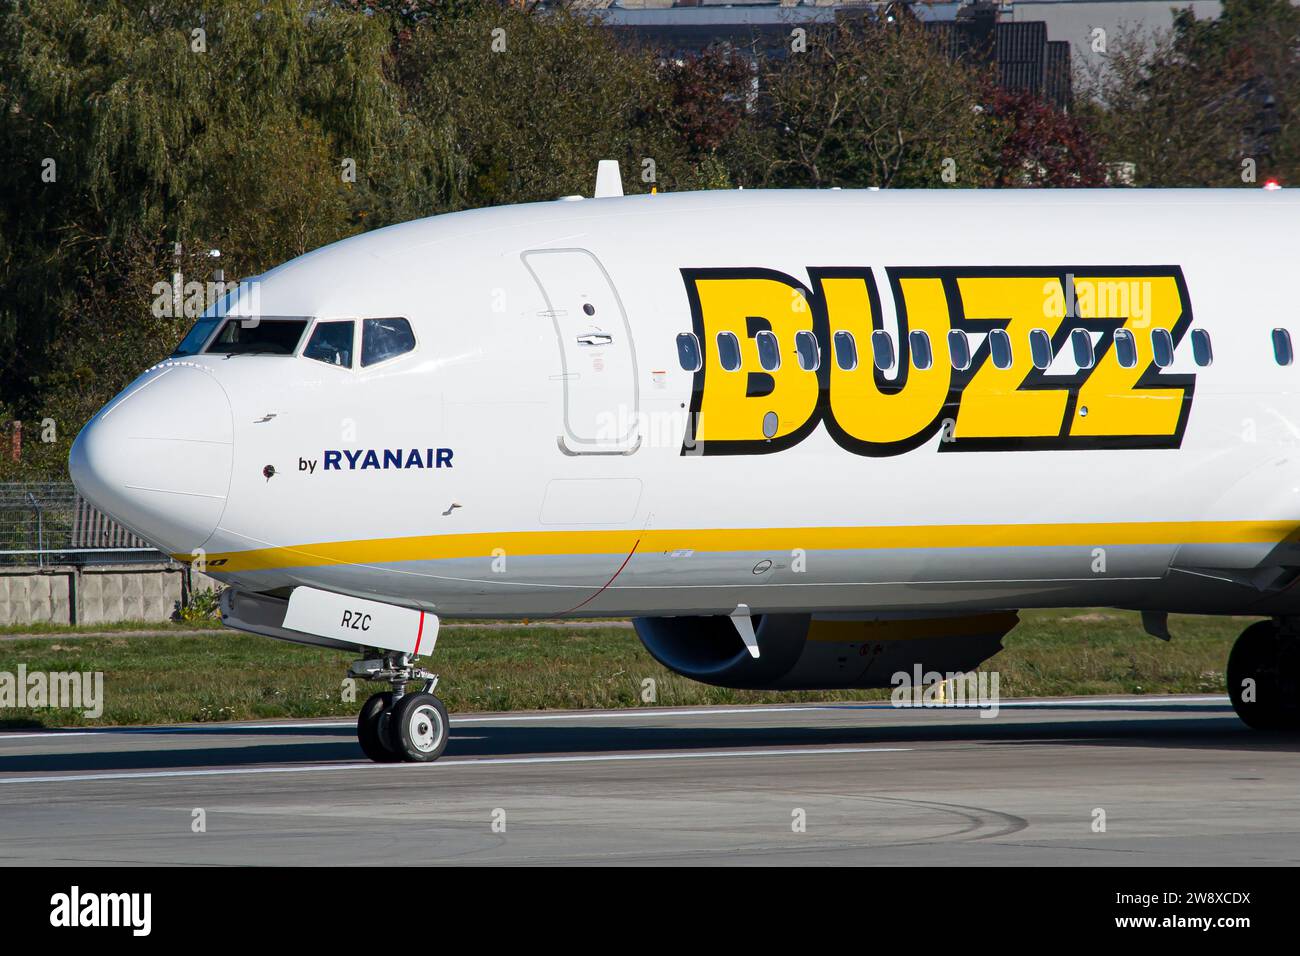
[{"xmin": 69, "ymin": 365, "xmax": 233, "ymax": 555}]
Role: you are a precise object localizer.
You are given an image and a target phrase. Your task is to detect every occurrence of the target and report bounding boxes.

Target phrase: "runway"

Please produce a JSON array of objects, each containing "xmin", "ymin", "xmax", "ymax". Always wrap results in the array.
[{"xmin": 1, "ymin": 696, "xmax": 1298, "ymax": 866}]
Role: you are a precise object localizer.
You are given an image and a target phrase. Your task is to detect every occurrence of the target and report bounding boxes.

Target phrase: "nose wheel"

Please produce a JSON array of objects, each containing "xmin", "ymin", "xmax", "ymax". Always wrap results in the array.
[
  {"xmin": 357, "ymin": 691, "xmax": 402, "ymax": 762},
  {"xmin": 350, "ymin": 653, "xmax": 450, "ymax": 762},
  {"xmin": 390, "ymin": 693, "xmax": 449, "ymax": 762}
]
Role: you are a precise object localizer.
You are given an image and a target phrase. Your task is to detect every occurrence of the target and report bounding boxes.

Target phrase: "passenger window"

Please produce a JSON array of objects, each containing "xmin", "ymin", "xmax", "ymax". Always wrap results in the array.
[
  {"xmin": 833, "ymin": 331, "xmax": 858, "ymax": 371},
  {"xmin": 303, "ymin": 321, "xmax": 355, "ymax": 368},
  {"xmin": 795, "ymin": 330, "xmax": 820, "ymax": 371},
  {"xmin": 361, "ymin": 317, "xmax": 416, "ymax": 367},
  {"xmin": 1191, "ymin": 329, "xmax": 1213, "ymax": 367},
  {"xmin": 1029, "ymin": 328, "xmax": 1053, "ymax": 370},
  {"xmin": 675, "ymin": 332, "xmax": 701, "ymax": 372},
  {"xmin": 909, "ymin": 330, "xmax": 932, "ymax": 371},
  {"xmin": 1071, "ymin": 328, "xmax": 1094, "ymax": 369},
  {"xmin": 1151, "ymin": 328, "xmax": 1175, "ymax": 368},
  {"xmin": 871, "ymin": 330, "xmax": 895, "ymax": 371},
  {"xmin": 717, "ymin": 331, "xmax": 742, "ymax": 371},
  {"xmin": 989, "ymin": 328, "xmax": 1013, "ymax": 370},
  {"xmin": 947, "ymin": 329, "xmax": 971, "ymax": 371},
  {"xmin": 1114, "ymin": 329, "xmax": 1138, "ymax": 368},
  {"xmin": 755, "ymin": 330, "xmax": 781, "ymax": 371},
  {"xmin": 1273, "ymin": 328, "xmax": 1292, "ymax": 366}
]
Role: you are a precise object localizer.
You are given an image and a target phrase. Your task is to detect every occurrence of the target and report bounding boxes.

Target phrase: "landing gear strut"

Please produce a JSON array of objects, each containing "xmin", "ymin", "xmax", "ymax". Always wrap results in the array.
[
  {"xmin": 1227, "ymin": 620, "xmax": 1300, "ymax": 731},
  {"xmin": 351, "ymin": 652, "xmax": 450, "ymax": 762}
]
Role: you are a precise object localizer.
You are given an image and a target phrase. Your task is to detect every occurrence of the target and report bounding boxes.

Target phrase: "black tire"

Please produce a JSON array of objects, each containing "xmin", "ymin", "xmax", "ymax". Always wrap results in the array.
[
  {"xmin": 357, "ymin": 692, "xmax": 402, "ymax": 762},
  {"xmin": 1227, "ymin": 621, "xmax": 1300, "ymax": 731},
  {"xmin": 388, "ymin": 692, "xmax": 450, "ymax": 762}
]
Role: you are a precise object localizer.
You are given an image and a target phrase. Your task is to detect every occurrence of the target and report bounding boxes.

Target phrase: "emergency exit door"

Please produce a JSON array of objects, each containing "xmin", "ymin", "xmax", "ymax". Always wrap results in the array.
[{"xmin": 524, "ymin": 249, "xmax": 640, "ymax": 454}]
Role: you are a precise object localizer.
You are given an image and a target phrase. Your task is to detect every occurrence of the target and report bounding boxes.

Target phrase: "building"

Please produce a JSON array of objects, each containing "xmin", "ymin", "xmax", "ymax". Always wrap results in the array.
[
  {"xmin": 594, "ymin": 0, "xmax": 1077, "ymax": 107},
  {"xmin": 588, "ymin": 0, "xmax": 1247, "ymax": 108}
]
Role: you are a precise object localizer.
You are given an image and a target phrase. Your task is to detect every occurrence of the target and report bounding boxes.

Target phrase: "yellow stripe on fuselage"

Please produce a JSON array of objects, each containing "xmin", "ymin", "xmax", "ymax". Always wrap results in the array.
[{"xmin": 181, "ymin": 520, "xmax": 1300, "ymax": 575}]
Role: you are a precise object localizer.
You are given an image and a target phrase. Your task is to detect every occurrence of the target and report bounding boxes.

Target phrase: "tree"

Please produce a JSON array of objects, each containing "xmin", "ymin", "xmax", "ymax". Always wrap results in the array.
[
  {"xmin": 987, "ymin": 89, "xmax": 1106, "ymax": 187},
  {"xmin": 1169, "ymin": 0, "xmax": 1300, "ymax": 184},
  {"xmin": 392, "ymin": 6, "xmax": 708, "ymax": 208},
  {"xmin": 339, "ymin": 0, "xmax": 493, "ymax": 50},
  {"xmin": 1075, "ymin": 0, "xmax": 1299, "ymax": 186},
  {"xmin": 0, "ymin": 0, "xmax": 449, "ymax": 478},
  {"xmin": 657, "ymin": 47, "xmax": 753, "ymax": 158},
  {"xmin": 755, "ymin": 18, "xmax": 997, "ymax": 188}
]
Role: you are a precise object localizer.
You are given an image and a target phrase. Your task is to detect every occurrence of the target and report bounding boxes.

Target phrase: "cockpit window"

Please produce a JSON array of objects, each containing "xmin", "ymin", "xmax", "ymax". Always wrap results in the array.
[
  {"xmin": 361, "ymin": 317, "xmax": 416, "ymax": 367},
  {"xmin": 205, "ymin": 318, "xmax": 308, "ymax": 355},
  {"xmin": 303, "ymin": 320, "xmax": 355, "ymax": 368},
  {"xmin": 173, "ymin": 317, "xmax": 222, "ymax": 356}
]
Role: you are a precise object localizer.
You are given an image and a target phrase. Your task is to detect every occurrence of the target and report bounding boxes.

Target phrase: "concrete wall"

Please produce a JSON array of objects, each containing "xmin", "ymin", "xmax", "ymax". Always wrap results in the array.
[{"xmin": 0, "ymin": 564, "xmax": 224, "ymax": 627}]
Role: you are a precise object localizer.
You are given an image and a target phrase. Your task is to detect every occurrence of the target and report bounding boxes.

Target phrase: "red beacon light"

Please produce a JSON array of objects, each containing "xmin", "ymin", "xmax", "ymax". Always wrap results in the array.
[{"xmin": 1263, "ymin": 179, "xmax": 1282, "ymax": 190}]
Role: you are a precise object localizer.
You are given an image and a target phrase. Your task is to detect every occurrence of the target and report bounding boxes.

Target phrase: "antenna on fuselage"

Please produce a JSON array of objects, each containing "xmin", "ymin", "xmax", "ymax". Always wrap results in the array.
[{"xmin": 594, "ymin": 159, "xmax": 623, "ymax": 198}]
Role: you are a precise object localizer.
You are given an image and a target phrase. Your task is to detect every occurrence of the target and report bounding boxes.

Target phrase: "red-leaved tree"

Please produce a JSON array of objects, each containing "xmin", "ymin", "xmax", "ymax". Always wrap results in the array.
[
  {"xmin": 658, "ymin": 47, "xmax": 752, "ymax": 157},
  {"xmin": 987, "ymin": 88, "xmax": 1107, "ymax": 187}
]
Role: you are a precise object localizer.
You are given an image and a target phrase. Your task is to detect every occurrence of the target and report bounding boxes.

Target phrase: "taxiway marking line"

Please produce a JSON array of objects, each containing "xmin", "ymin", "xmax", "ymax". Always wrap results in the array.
[{"xmin": 0, "ymin": 745, "xmax": 914, "ymax": 785}]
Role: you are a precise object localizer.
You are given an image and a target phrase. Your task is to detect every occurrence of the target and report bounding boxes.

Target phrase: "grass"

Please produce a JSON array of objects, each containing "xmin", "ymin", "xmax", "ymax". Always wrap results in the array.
[{"xmin": 0, "ymin": 609, "xmax": 1250, "ymax": 728}]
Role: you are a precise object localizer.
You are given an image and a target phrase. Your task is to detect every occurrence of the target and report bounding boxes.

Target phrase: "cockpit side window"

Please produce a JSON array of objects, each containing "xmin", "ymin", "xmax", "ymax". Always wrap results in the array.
[
  {"xmin": 303, "ymin": 320, "xmax": 355, "ymax": 368},
  {"xmin": 361, "ymin": 317, "xmax": 416, "ymax": 367},
  {"xmin": 205, "ymin": 318, "xmax": 308, "ymax": 355},
  {"xmin": 173, "ymin": 317, "xmax": 222, "ymax": 356}
]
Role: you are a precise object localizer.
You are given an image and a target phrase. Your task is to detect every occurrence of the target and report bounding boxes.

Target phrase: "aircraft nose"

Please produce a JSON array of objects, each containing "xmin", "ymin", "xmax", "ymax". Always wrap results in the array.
[{"xmin": 69, "ymin": 365, "xmax": 234, "ymax": 555}]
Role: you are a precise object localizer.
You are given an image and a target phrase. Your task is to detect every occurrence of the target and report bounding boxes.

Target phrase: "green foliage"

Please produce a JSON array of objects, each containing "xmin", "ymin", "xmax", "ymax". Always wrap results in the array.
[
  {"xmin": 1076, "ymin": 0, "xmax": 1300, "ymax": 186},
  {"xmin": 755, "ymin": 20, "xmax": 998, "ymax": 188},
  {"xmin": 0, "ymin": 0, "xmax": 449, "ymax": 476},
  {"xmin": 394, "ymin": 6, "xmax": 701, "ymax": 206},
  {"xmin": 179, "ymin": 585, "xmax": 224, "ymax": 625}
]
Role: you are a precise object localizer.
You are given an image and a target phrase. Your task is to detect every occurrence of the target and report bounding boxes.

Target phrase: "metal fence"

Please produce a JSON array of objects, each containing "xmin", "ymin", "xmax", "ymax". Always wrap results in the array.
[{"xmin": 0, "ymin": 482, "xmax": 166, "ymax": 566}]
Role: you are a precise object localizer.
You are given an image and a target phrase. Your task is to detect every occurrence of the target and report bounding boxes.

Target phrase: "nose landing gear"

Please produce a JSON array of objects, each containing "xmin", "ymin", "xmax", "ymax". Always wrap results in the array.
[
  {"xmin": 351, "ymin": 653, "xmax": 450, "ymax": 762},
  {"xmin": 1227, "ymin": 620, "xmax": 1300, "ymax": 731}
]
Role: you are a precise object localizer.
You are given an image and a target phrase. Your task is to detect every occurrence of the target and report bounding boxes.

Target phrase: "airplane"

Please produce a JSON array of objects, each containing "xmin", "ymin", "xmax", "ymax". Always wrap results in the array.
[{"xmin": 69, "ymin": 166, "xmax": 1300, "ymax": 762}]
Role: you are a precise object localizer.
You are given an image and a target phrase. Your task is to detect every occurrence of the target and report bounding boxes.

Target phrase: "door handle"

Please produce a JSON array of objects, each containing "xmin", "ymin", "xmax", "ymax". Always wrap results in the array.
[{"xmin": 576, "ymin": 333, "xmax": 613, "ymax": 347}]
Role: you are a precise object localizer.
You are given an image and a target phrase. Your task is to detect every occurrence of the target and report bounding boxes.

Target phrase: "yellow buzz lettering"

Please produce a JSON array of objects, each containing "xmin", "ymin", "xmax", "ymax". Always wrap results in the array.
[
  {"xmin": 822, "ymin": 273, "xmax": 951, "ymax": 450},
  {"xmin": 952, "ymin": 276, "xmax": 1070, "ymax": 441},
  {"xmin": 689, "ymin": 275, "xmax": 819, "ymax": 447},
  {"xmin": 1071, "ymin": 274, "xmax": 1188, "ymax": 439}
]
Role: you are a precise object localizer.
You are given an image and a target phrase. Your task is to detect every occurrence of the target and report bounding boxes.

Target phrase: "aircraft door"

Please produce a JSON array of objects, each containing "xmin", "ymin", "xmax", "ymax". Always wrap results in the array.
[{"xmin": 524, "ymin": 249, "xmax": 640, "ymax": 454}]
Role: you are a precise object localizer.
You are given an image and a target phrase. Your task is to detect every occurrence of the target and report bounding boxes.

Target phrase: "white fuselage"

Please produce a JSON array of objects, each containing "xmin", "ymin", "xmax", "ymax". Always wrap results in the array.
[{"xmin": 70, "ymin": 189, "xmax": 1300, "ymax": 622}]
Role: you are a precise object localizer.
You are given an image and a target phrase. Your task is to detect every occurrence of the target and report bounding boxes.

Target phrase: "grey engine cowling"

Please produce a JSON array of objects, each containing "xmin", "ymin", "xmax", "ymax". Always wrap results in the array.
[{"xmin": 632, "ymin": 611, "xmax": 1018, "ymax": 690}]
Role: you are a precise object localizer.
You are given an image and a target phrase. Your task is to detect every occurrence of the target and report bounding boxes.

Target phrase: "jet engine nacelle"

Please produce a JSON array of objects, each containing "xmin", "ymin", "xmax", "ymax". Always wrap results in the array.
[{"xmin": 632, "ymin": 611, "xmax": 1019, "ymax": 690}]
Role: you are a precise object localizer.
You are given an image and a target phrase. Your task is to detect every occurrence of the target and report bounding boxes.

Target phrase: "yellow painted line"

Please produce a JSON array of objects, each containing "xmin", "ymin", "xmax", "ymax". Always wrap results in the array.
[{"xmin": 181, "ymin": 520, "xmax": 1300, "ymax": 575}]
